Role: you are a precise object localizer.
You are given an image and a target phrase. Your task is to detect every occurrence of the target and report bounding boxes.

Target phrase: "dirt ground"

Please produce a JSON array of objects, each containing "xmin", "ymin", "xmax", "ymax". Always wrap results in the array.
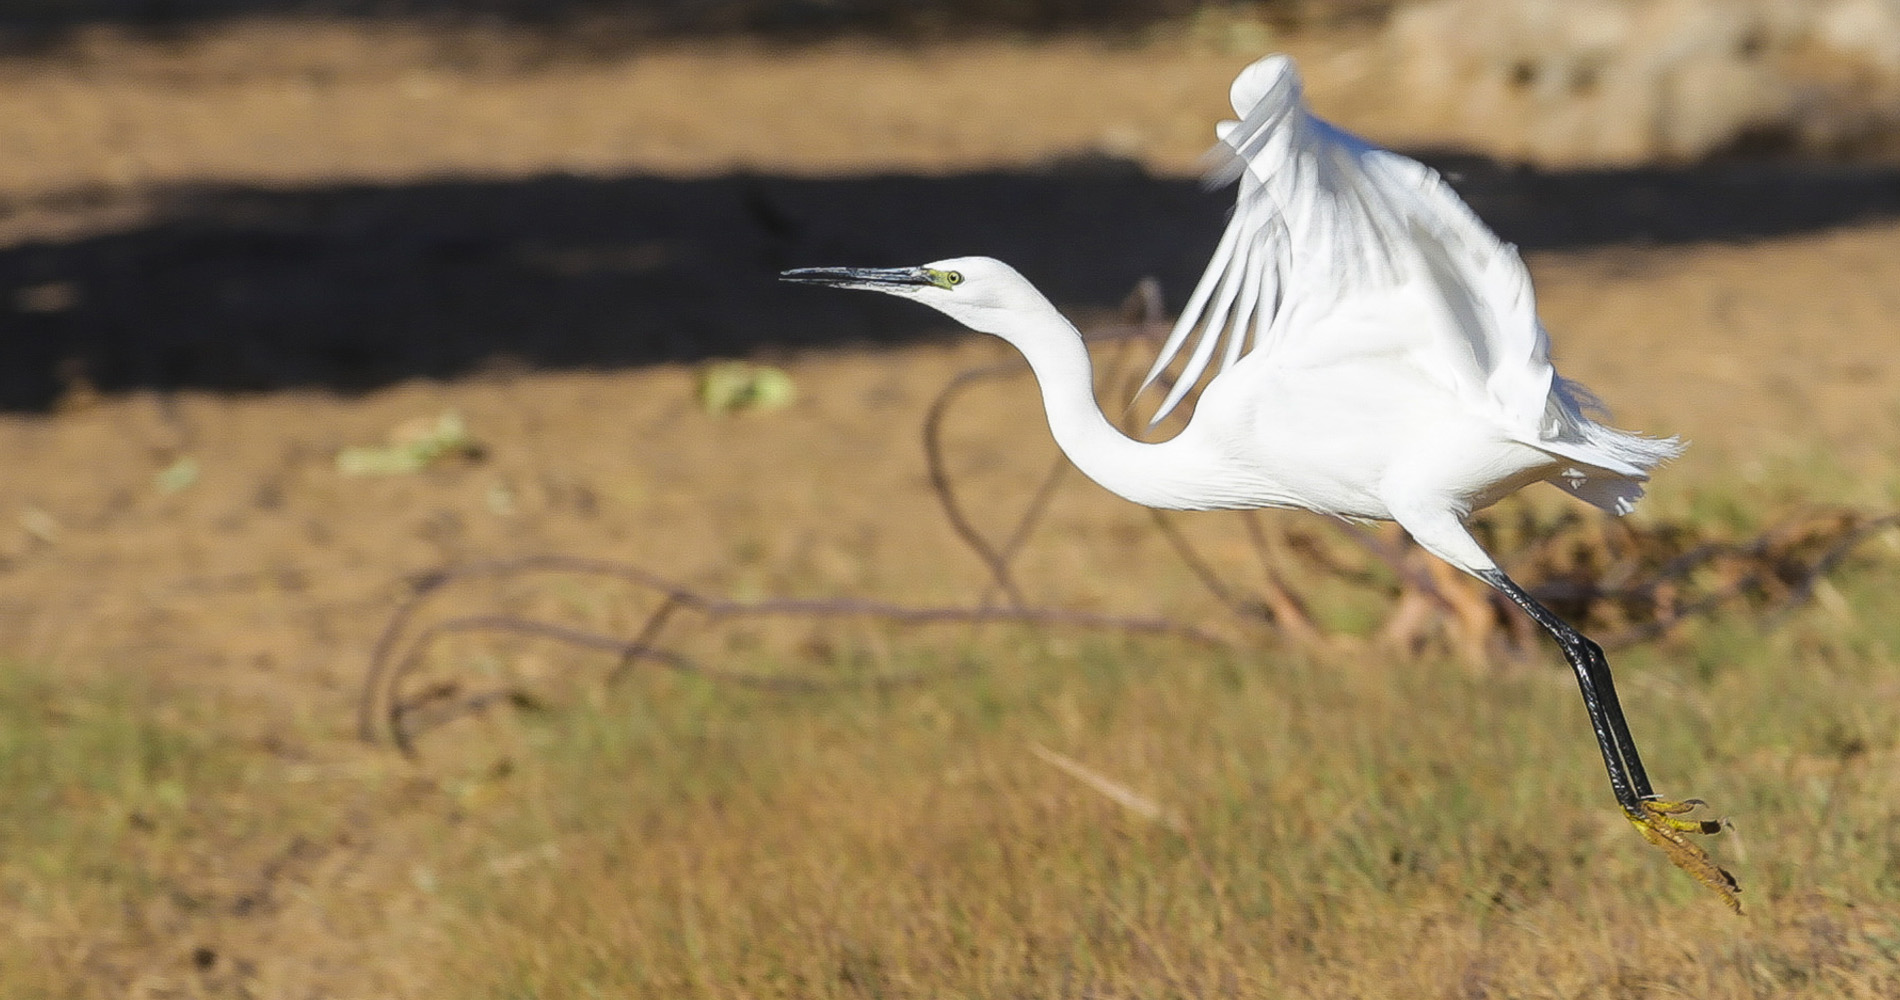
[{"xmin": 3, "ymin": 16, "xmax": 1900, "ymax": 995}]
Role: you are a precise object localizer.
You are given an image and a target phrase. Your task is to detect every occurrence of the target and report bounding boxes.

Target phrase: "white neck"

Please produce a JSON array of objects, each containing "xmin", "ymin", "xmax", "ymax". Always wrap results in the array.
[{"xmin": 987, "ymin": 302, "xmax": 1232, "ymax": 511}]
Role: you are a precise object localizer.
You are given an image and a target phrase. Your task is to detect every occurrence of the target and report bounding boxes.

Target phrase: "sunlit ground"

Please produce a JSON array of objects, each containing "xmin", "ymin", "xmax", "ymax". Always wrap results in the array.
[{"xmin": 4, "ymin": 7, "xmax": 1900, "ymax": 996}]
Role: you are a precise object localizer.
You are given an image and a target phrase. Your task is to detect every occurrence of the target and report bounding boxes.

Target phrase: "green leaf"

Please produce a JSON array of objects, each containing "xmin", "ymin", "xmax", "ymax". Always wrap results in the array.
[
  {"xmin": 337, "ymin": 411, "xmax": 484, "ymax": 476},
  {"xmin": 696, "ymin": 362, "xmax": 797, "ymax": 415},
  {"xmin": 153, "ymin": 457, "xmax": 199, "ymax": 494}
]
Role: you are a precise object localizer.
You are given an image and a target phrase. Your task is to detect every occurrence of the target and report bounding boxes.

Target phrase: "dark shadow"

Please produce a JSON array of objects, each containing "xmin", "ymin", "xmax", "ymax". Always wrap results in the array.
[
  {"xmin": 3, "ymin": 153, "xmax": 1899, "ymax": 411},
  {"xmin": 1418, "ymin": 151, "xmax": 1900, "ymax": 252},
  {"xmin": 0, "ymin": 1, "xmax": 1243, "ymax": 49}
]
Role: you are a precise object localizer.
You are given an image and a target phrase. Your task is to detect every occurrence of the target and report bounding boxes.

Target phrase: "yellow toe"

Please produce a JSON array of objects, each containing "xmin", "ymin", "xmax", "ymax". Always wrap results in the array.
[{"xmin": 1626, "ymin": 798, "xmax": 1742, "ymax": 913}]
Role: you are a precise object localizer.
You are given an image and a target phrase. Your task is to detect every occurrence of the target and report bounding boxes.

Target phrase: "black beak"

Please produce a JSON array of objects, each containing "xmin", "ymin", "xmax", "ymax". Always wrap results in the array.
[{"xmin": 779, "ymin": 266, "xmax": 934, "ymax": 289}]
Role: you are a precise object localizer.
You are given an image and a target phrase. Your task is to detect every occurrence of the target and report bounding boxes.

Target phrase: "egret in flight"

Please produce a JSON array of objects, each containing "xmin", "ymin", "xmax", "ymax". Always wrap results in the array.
[{"xmin": 783, "ymin": 54, "xmax": 1737, "ymax": 908}]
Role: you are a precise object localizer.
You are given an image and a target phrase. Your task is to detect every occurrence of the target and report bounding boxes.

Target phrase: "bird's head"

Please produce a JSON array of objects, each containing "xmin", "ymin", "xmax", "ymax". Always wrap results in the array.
[{"xmin": 781, "ymin": 256, "xmax": 1060, "ymax": 339}]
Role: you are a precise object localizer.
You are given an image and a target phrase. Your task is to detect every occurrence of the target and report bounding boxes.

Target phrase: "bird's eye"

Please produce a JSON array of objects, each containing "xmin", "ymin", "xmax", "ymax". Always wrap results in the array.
[{"xmin": 945, "ymin": 271, "xmax": 963, "ymax": 286}]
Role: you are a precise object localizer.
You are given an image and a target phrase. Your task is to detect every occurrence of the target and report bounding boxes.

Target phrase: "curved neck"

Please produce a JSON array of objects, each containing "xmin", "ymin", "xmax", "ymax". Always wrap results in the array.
[{"xmin": 992, "ymin": 305, "xmax": 1227, "ymax": 511}]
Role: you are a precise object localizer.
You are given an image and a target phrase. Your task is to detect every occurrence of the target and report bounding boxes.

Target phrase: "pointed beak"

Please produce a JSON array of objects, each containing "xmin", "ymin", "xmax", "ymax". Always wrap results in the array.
[{"xmin": 779, "ymin": 266, "xmax": 935, "ymax": 290}]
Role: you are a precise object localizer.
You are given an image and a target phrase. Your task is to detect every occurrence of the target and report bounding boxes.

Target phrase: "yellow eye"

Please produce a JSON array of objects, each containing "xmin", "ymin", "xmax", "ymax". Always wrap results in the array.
[{"xmin": 924, "ymin": 267, "xmax": 964, "ymax": 290}]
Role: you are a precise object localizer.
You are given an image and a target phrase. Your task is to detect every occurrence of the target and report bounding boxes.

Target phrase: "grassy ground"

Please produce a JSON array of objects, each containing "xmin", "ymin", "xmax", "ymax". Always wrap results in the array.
[
  {"xmin": 4, "ymin": 502, "xmax": 1898, "ymax": 996},
  {"xmin": 6, "ymin": 14, "xmax": 1900, "ymax": 997}
]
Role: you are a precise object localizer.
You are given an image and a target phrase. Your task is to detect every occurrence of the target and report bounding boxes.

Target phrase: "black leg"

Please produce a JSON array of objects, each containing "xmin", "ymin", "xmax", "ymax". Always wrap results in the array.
[
  {"xmin": 1476, "ymin": 568, "xmax": 1739, "ymax": 910},
  {"xmin": 1480, "ymin": 569, "xmax": 1653, "ymax": 815}
]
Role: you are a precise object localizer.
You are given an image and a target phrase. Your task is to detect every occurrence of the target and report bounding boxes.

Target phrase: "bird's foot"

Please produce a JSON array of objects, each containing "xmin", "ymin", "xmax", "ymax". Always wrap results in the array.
[{"xmin": 1626, "ymin": 797, "xmax": 1742, "ymax": 913}]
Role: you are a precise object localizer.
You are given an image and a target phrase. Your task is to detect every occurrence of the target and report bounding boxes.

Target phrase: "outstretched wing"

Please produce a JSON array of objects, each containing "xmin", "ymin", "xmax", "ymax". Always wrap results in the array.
[{"xmin": 1140, "ymin": 55, "xmax": 1551, "ymax": 431}]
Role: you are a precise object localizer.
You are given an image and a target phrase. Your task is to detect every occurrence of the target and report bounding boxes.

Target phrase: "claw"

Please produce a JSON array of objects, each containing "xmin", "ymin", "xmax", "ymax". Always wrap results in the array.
[
  {"xmin": 1626, "ymin": 798, "xmax": 1742, "ymax": 913},
  {"xmin": 1638, "ymin": 798, "xmax": 1725, "ymax": 834}
]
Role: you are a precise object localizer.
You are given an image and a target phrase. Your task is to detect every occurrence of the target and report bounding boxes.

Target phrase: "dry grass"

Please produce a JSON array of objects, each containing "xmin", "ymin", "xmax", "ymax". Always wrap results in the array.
[
  {"xmin": 395, "ymin": 555, "xmax": 1900, "ymax": 998},
  {"xmin": 5, "ymin": 13, "xmax": 1900, "ymax": 997},
  {"xmin": 5, "ymin": 225, "xmax": 1900, "ymax": 992},
  {"xmin": 5, "ymin": 513, "xmax": 1899, "ymax": 996}
]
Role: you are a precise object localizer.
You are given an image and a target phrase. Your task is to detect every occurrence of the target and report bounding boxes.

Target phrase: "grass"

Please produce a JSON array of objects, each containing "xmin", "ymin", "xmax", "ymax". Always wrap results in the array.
[
  {"xmin": 0, "ymin": 668, "xmax": 251, "ymax": 994},
  {"xmin": 433, "ymin": 600, "xmax": 1899, "ymax": 998},
  {"xmin": 435, "ymin": 547, "xmax": 1894, "ymax": 995},
  {"xmin": 3, "ymin": 509, "xmax": 1899, "ymax": 997}
]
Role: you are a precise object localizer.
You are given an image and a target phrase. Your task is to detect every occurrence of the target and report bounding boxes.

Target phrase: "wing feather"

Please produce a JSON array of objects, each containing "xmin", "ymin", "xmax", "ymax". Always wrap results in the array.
[
  {"xmin": 1152, "ymin": 214, "xmax": 1258, "ymax": 421},
  {"xmin": 1140, "ymin": 54, "xmax": 1553, "ymax": 433},
  {"xmin": 1139, "ymin": 206, "xmax": 1246, "ymax": 411}
]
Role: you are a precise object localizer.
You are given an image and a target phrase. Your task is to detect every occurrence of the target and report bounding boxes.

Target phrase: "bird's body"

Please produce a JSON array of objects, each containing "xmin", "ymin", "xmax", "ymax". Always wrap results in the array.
[
  {"xmin": 784, "ymin": 53, "xmax": 1738, "ymax": 909},
  {"xmin": 918, "ymin": 257, "xmax": 1557, "ymax": 524}
]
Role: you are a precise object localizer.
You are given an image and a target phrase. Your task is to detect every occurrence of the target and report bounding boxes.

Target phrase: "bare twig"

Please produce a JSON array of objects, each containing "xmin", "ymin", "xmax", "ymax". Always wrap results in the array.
[
  {"xmin": 360, "ymin": 279, "xmax": 1899, "ymax": 755},
  {"xmin": 923, "ymin": 360, "xmax": 1037, "ymax": 608},
  {"xmin": 920, "ymin": 283, "xmax": 1171, "ymax": 610},
  {"xmin": 360, "ymin": 554, "xmax": 1228, "ymax": 752},
  {"xmin": 385, "ymin": 614, "xmax": 933, "ymax": 754},
  {"xmin": 1032, "ymin": 743, "xmax": 1186, "ymax": 833},
  {"xmin": 1146, "ymin": 509, "xmax": 1265, "ymax": 622},
  {"xmin": 1763, "ymin": 512, "xmax": 1900, "ymax": 626},
  {"xmin": 1240, "ymin": 509, "xmax": 1322, "ymax": 644},
  {"xmin": 1542, "ymin": 508, "xmax": 1900, "ymax": 648}
]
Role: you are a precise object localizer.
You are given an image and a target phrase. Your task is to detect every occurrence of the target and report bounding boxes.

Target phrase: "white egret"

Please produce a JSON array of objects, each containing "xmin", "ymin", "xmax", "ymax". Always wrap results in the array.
[{"xmin": 783, "ymin": 54, "xmax": 1737, "ymax": 908}]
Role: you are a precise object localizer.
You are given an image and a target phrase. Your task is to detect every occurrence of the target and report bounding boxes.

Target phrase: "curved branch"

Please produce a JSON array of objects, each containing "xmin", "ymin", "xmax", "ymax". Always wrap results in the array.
[
  {"xmin": 361, "ymin": 554, "xmax": 1229, "ymax": 750},
  {"xmin": 923, "ymin": 360, "xmax": 1034, "ymax": 607}
]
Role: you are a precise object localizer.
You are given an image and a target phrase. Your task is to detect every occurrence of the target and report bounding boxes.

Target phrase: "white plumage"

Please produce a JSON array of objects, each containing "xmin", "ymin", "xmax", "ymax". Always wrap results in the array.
[
  {"xmin": 1147, "ymin": 55, "xmax": 1680, "ymax": 520},
  {"xmin": 783, "ymin": 53, "xmax": 1736, "ymax": 907}
]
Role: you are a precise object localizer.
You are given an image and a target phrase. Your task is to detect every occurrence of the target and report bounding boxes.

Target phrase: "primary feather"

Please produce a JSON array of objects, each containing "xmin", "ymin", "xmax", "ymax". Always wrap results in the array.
[{"xmin": 1140, "ymin": 54, "xmax": 1679, "ymax": 512}]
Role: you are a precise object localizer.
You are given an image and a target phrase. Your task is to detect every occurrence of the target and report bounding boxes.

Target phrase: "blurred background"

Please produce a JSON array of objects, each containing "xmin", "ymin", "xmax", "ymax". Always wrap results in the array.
[
  {"xmin": 3, "ymin": 2, "xmax": 1899, "ymax": 997},
  {"xmin": 6, "ymin": 0, "xmax": 1900, "ymax": 408}
]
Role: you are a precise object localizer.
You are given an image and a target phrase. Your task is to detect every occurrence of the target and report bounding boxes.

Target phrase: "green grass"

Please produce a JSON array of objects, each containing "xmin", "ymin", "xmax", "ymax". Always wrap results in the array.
[
  {"xmin": 0, "ymin": 669, "xmax": 378, "ymax": 998},
  {"xmin": 3, "ymin": 522, "xmax": 1898, "ymax": 997},
  {"xmin": 415, "ymin": 562, "xmax": 1900, "ymax": 997},
  {"xmin": 0, "ymin": 669, "xmax": 232, "ymax": 995}
]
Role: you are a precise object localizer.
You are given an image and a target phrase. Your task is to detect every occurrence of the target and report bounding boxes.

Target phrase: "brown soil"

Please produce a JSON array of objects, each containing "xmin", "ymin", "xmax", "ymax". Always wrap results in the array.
[{"xmin": 3, "ymin": 19, "xmax": 1899, "ymax": 994}]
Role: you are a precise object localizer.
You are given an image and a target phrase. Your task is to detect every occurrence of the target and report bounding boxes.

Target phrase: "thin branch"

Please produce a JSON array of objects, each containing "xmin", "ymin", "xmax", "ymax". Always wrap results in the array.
[
  {"xmin": 920, "ymin": 311, "xmax": 1170, "ymax": 610},
  {"xmin": 1240, "ymin": 510, "xmax": 1322, "ymax": 644},
  {"xmin": 361, "ymin": 555, "xmax": 1229, "ymax": 750},
  {"xmin": 966, "ymin": 287, "xmax": 1171, "ymax": 610},
  {"xmin": 923, "ymin": 361, "xmax": 1033, "ymax": 607},
  {"xmin": 359, "ymin": 276, "xmax": 1899, "ymax": 754},
  {"xmin": 386, "ymin": 614, "xmax": 945, "ymax": 754},
  {"xmin": 1146, "ymin": 509, "xmax": 1264, "ymax": 622},
  {"xmin": 1763, "ymin": 512, "xmax": 1900, "ymax": 625},
  {"xmin": 980, "ymin": 455, "xmax": 1071, "ymax": 609},
  {"xmin": 605, "ymin": 594, "xmax": 682, "ymax": 687}
]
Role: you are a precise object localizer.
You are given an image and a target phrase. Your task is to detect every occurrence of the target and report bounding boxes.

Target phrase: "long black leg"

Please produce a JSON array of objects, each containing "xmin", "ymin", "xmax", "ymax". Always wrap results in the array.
[
  {"xmin": 1470, "ymin": 568, "xmax": 1738, "ymax": 910},
  {"xmin": 1480, "ymin": 569, "xmax": 1654, "ymax": 814}
]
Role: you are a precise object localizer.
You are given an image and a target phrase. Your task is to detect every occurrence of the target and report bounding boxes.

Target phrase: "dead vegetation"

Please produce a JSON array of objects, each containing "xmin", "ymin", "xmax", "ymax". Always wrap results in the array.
[
  {"xmin": 4, "ymin": 9, "xmax": 1900, "ymax": 996},
  {"xmin": 362, "ymin": 283, "xmax": 1900, "ymax": 757}
]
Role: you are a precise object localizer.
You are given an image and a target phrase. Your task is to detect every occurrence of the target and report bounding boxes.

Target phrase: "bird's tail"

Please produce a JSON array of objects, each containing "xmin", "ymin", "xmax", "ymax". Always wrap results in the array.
[{"xmin": 1535, "ymin": 376, "xmax": 1685, "ymax": 516}]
